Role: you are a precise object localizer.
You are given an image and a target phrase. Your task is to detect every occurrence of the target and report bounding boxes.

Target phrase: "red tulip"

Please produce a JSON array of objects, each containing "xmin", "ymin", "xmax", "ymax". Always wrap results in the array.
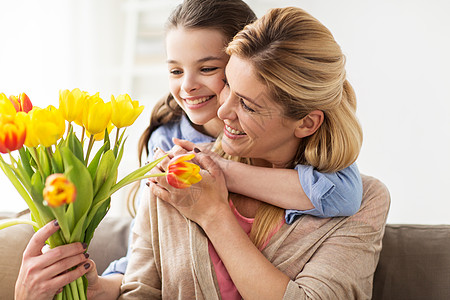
[
  {"xmin": 9, "ymin": 93, "xmax": 33, "ymax": 113},
  {"xmin": 166, "ymin": 154, "xmax": 202, "ymax": 189}
]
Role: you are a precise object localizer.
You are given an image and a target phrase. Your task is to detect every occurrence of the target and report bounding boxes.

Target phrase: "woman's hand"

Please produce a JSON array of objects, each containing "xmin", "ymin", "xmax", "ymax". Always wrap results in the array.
[
  {"xmin": 149, "ymin": 151, "xmax": 229, "ymax": 228},
  {"xmin": 15, "ymin": 220, "xmax": 93, "ymax": 300}
]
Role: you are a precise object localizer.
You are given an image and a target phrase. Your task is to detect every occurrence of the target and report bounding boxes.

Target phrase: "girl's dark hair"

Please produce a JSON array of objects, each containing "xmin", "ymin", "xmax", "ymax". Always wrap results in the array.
[{"xmin": 128, "ymin": 0, "xmax": 257, "ymax": 216}]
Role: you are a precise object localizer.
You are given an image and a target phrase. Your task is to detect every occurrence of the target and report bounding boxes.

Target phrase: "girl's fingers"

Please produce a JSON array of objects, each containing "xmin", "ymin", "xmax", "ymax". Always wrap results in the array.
[
  {"xmin": 23, "ymin": 220, "xmax": 60, "ymax": 258},
  {"xmin": 193, "ymin": 152, "xmax": 221, "ymax": 175},
  {"xmin": 169, "ymin": 144, "xmax": 188, "ymax": 157},
  {"xmin": 154, "ymin": 148, "xmax": 171, "ymax": 172},
  {"xmin": 173, "ymin": 138, "xmax": 196, "ymax": 151}
]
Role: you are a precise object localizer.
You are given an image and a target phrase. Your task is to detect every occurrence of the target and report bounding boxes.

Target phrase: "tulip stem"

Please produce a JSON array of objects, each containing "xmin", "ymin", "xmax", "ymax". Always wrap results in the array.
[
  {"xmin": 30, "ymin": 147, "xmax": 46, "ymax": 181},
  {"xmin": 84, "ymin": 136, "xmax": 95, "ymax": 165},
  {"xmin": 46, "ymin": 147, "xmax": 53, "ymax": 160},
  {"xmin": 8, "ymin": 151, "xmax": 17, "ymax": 166},
  {"xmin": 67, "ymin": 122, "xmax": 73, "ymax": 137},
  {"xmin": 115, "ymin": 128, "xmax": 120, "ymax": 149},
  {"xmin": 80, "ymin": 127, "xmax": 85, "ymax": 150}
]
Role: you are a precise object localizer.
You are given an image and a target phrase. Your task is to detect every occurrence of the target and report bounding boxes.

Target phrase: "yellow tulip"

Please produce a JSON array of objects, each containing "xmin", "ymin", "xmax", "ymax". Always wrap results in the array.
[
  {"xmin": 82, "ymin": 93, "xmax": 112, "ymax": 136},
  {"xmin": 43, "ymin": 173, "xmax": 76, "ymax": 207},
  {"xmin": 27, "ymin": 106, "xmax": 65, "ymax": 147},
  {"xmin": 0, "ymin": 93, "xmax": 17, "ymax": 123},
  {"xmin": 18, "ymin": 109, "xmax": 40, "ymax": 148},
  {"xmin": 59, "ymin": 88, "xmax": 88, "ymax": 124},
  {"xmin": 110, "ymin": 94, "xmax": 144, "ymax": 128},
  {"xmin": 87, "ymin": 121, "xmax": 114, "ymax": 141}
]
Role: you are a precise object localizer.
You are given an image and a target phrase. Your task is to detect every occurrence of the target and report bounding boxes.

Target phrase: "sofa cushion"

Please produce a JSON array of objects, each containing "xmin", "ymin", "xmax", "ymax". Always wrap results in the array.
[{"xmin": 373, "ymin": 224, "xmax": 450, "ymax": 300}]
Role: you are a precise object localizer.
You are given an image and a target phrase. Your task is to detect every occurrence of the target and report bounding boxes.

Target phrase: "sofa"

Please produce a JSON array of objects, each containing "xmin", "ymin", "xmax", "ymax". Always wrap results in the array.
[{"xmin": 1, "ymin": 214, "xmax": 449, "ymax": 300}]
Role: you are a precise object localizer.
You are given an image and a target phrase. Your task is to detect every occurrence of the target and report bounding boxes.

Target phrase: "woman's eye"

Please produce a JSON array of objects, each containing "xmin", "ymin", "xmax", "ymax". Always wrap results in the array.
[
  {"xmin": 170, "ymin": 69, "xmax": 183, "ymax": 75},
  {"xmin": 240, "ymin": 98, "xmax": 255, "ymax": 113},
  {"xmin": 201, "ymin": 67, "xmax": 218, "ymax": 72}
]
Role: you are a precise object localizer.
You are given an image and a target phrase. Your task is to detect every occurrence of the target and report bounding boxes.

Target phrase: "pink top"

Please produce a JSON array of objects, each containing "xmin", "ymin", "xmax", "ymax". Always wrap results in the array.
[{"xmin": 208, "ymin": 200, "xmax": 285, "ymax": 300}]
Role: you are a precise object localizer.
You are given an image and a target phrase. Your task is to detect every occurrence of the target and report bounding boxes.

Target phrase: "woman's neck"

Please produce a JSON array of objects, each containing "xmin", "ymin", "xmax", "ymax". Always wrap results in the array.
[{"xmin": 191, "ymin": 117, "xmax": 223, "ymax": 138}]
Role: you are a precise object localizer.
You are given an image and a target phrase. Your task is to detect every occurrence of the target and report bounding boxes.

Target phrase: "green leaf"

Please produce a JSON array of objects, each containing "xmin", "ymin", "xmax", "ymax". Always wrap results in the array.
[
  {"xmin": 91, "ymin": 141, "xmax": 125, "ymax": 206},
  {"xmin": 38, "ymin": 146, "xmax": 51, "ymax": 178},
  {"xmin": 92, "ymin": 150, "xmax": 115, "ymax": 198},
  {"xmin": 66, "ymin": 129, "xmax": 84, "ymax": 164},
  {"xmin": 110, "ymin": 155, "xmax": 166, "ymax": 195},
  {"xmin": 18, "ymin": 147, "xmax": 34, "ymax": 178},
  {"xmin": 50, "ymin": 146, "xmax": 64, "ymax": 174},
  {"xmin": 83, "ymin": 197, "xmax": 110, "ymax": 246},
  {"xmin": 60, "ymin": 146, "xmax": 93, "ymax": 238},
  {"xmin": 87, "ymin": 141, "xmax": 110, "ymax": 180}
]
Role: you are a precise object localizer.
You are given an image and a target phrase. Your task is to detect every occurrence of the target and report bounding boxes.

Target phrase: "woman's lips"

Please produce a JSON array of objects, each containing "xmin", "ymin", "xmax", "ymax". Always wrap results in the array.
[{"xmin": 223, "ymin": 124, "xmax": 247, "ymax": 139}]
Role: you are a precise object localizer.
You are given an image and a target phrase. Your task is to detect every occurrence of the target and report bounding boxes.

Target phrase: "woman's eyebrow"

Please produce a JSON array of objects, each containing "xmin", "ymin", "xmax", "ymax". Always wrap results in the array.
[
  {"xmin": 235, "ymin": 92, "xmax": 263, "ymax": 108},
  {"xmin": 167, "ymin": 56, "xmax": 223, "ymax": 64}
]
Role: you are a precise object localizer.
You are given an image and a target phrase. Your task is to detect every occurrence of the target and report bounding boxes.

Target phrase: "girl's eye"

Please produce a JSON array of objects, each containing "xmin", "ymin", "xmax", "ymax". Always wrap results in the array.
[
  {"xmin": 170, "ymin": 69, "xmax": 183, "ymax": 75},
  {"xmin": 240, "ymin": 98, "xmax": 255, "ymax": 113},
  {"xmin": 201, "ymin": 67, "xmax": 218, "ymax": 72}
]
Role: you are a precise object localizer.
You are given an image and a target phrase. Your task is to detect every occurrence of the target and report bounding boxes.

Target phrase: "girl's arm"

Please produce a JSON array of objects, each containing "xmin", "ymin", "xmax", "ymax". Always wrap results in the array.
[
  {"xmin": 174, "ymin": 138, "xmax": 363, "ymax": 219},
  {"xmin": 222, "ymin": 161, "xmax": 363, "ymax": 220}
]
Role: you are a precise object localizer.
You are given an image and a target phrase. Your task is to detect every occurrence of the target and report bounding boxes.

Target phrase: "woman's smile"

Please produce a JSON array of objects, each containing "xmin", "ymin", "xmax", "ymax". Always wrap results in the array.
[{"xmin": 223, "ymin": 123, "xmax": 247, "ymax": 139}]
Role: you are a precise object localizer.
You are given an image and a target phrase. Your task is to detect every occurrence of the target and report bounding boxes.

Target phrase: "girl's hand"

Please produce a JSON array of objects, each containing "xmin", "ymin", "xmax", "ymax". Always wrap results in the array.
[
  {"xmin": 15, "ymin": 220, "xmax": 93, "ymax": 300},
  {"xmin": 149, "ymin": 151, "xmax": 229, "ymax": 228}
]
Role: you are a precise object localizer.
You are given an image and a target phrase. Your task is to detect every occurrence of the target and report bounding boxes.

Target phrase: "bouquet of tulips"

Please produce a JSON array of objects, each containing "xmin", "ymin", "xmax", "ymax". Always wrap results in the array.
[{"xmin": 0, "ymin": 89, "xmax": 202, "ymax": 300}]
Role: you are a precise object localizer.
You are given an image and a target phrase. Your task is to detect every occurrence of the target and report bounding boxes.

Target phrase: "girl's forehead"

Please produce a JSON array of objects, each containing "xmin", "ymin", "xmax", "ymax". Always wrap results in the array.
[{"xmin": 166, "ymin": 28, "xmax": 229, "ymax": 62}]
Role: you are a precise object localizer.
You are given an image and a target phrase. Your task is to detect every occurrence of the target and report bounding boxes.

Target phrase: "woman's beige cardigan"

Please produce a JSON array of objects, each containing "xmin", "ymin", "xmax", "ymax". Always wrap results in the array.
[{"xmin": 119, "ymin": 175, "xmax": 390, "ymax": 299}]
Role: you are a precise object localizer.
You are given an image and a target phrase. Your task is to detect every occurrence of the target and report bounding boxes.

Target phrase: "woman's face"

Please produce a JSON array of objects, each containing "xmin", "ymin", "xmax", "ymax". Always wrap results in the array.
[
  {"xmin": 166, "ymin": 27, "xmax": 228, "ymax": 127},
  {"xmin": 217, "ymin": 55, "xmax": 301, "ymax": 167}
]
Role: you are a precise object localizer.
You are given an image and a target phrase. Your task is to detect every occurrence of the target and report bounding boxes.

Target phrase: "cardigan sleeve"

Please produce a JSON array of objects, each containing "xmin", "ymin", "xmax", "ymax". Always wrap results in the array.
[
  {"xmin": 282, "ymin": 175, "xmax": 390, "ymax": 299},
  {"xmin": 119, "ymin": 189, "xmax": 162, "ymax": 299}
]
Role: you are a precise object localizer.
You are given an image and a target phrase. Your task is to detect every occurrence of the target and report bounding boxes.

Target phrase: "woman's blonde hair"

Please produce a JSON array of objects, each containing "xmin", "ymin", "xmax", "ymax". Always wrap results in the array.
[
  {"xmin": 220, "ymin": 7, "xmax": 363, "ymax": 247},
  {"xmin": 226, "ymin": 6, "xmax": 363, "ymax": 173}
]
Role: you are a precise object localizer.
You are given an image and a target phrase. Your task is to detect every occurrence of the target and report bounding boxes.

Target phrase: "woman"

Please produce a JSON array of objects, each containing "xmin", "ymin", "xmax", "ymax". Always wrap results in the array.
[{"xmin": 123, "ymin": 6, "xmax": 390, "ymax": 299}]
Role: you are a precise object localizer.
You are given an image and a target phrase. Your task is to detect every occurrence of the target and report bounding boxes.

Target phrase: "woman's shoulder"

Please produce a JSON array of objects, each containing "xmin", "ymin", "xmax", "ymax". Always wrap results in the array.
[{"xmin": 353, "ymin": 174, "xmax": 391, "ymax": 230}]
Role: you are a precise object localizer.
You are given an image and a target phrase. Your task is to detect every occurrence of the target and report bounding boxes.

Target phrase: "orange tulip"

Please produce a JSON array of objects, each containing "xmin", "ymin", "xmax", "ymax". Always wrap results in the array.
[
  {"xmin": 9, "ymin": 93, "xmax": 33, "ymax": 113},
  {"xmin": 166, "ymin": 154, "xmax": 202, "ymax": 189},
  {"xmin": 0, "ymin": 113, "xmax": 27, "ymax": 153},
  {"xmin": 43, "ymin": 174, "xmax": 77, "ymax": 207}
]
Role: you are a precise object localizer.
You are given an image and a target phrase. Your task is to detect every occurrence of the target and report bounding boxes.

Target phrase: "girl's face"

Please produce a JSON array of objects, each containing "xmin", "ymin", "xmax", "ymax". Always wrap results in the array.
[
  {"xmin": 166, "ymin": 27, "xmax": 228, "ymax": 128},
  {"xmin": 218, "ymin": 55, "xmax": 301, "ymax": 167}
]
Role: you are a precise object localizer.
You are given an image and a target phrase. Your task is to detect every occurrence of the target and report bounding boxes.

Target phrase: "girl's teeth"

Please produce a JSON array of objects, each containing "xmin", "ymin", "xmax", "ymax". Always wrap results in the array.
[{"xmin": 186, "ymin": 96, "xmax": 211, "ymax": 105}]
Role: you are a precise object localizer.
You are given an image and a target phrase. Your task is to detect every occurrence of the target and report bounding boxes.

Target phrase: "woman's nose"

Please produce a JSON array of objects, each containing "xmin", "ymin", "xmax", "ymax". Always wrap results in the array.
[
  {"xmin": 217, "ymin": 88, "xmax": 236, "ymax": 121},
  {"xmin": 181, "ymin": 73, "xmax": 200, "ymax": 93}
]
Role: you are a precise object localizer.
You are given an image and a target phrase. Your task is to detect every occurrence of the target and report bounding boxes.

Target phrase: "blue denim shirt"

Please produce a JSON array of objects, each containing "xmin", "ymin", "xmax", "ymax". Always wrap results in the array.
[{"xmin": 102, "ymin": 114, "xmax": 362, "ymax": 275}]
